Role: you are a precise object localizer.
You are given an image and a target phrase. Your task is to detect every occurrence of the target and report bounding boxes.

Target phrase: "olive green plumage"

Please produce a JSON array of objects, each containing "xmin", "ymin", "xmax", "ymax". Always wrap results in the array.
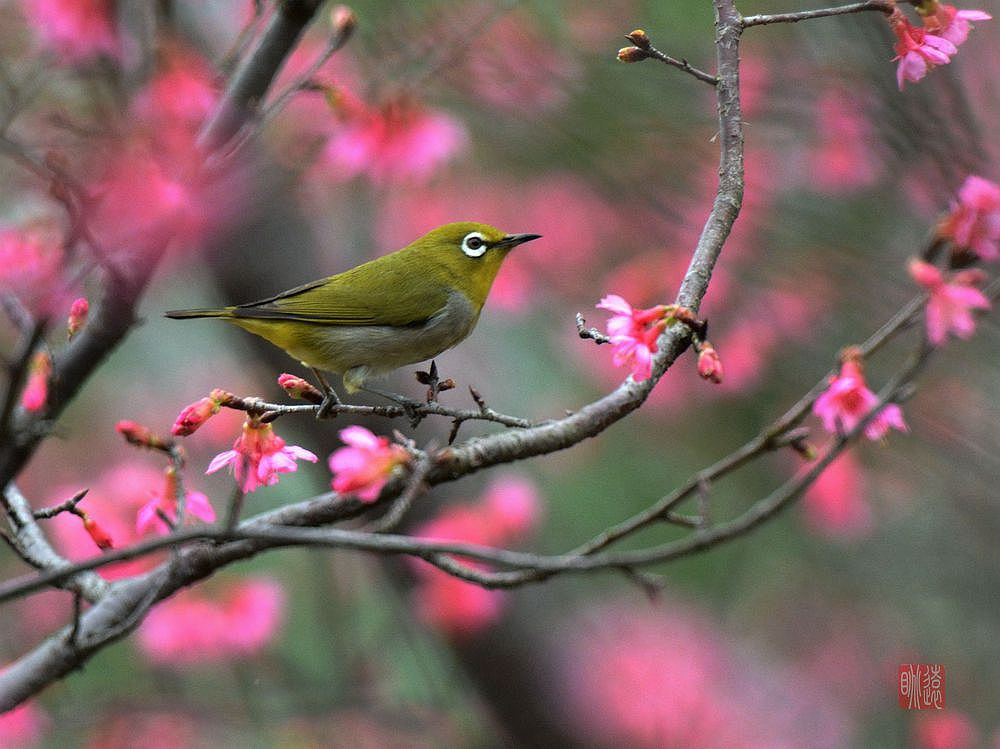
[{"xmin": 165, "ymin": 222, "xmax": 540, "ymax": 392}]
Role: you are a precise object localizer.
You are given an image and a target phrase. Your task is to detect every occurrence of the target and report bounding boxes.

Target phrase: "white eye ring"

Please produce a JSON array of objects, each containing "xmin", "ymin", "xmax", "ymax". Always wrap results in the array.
[{"xmin": 461, "ymin": 232, "xmax": 488, "ymax": 258}]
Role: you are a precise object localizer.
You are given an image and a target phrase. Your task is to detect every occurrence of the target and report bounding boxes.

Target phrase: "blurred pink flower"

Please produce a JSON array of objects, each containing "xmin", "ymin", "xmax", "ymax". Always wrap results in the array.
[
  {"xmin": 20, "ymin": 352, "xmax": 50, "ymax": 412},
  {"xmin": 914, "ymin": 711, "xmax": 979, "ymax": 749},
  {"xmin": 21, "ymin": 0, "xmax": 120, "ymax": 64},
  {"xmin": 597, "ymin": 294, "xmax": 669, "ymax": 382},
  {"xmin": 328, "ymin": 425, "xmax": 409, "ymax": 502},
  {"xmin": 909, "ymin": 259, "xmax": 990, "ymax": 344},
  {"xmin": 411, "ymin": 476, "xmax": 541, "ymax": 638},
  {"xmin": 136, "ymin": 467, "xmax": 216, "ymax": 535},
  {"xmin": 137, "ymin": 578, "xmax": 284, "ymax": 665},
  {"xmin": 813, "ymin": 354, "xmax": 908, "ymax": 440},
  {"xmin": 0, "ymin": 226, "xmax": 65, "ymax": 315},
  {"xmin": 0, "ymin": 697, "xmax": 48, "ymax": 748},
  {"xmin": 131, "ymin": 43, "xmax": 219, "ymax": 136},
  {"xmin": 83, "ymin": 711, "xmax": 200, "ymax": 749},
  {"xmin": 89, "ymin": 45, "xmax": 240, "ymax": 261},
  {"xmin": 812, "ymin": 88, "xmax": 879, "ymax": 192},
  {"xmin": 481, "ymin": 475, "xmax": 541, "ymax": 538},
  {"xmin": 321, "ymin": 95, "xmax": 467, "ymax": 185},
  {"xmin": 458, "ymin": 12, "xmax": 581, "ymax": 112},
  {"xmin": 891, "ymin": 10, "xmax": 958, "ymax": 89},
  {"xmin": 922, "ymin": 4, "xmax": 991, "ymax": 46},
  {"xmin": 803, "ymin": 449, "xmax": 873, "ymax": 539},
  {"xmin": 939, "ymin": 175, "xmax": 1000, "ymax": 259},
  {"xmin": 207, "ymin": 420, "xmax": 318, "ymax": 493},
  {"xmin": 557, "ymin": 600, "xmax": 852, "ymax": 749}
]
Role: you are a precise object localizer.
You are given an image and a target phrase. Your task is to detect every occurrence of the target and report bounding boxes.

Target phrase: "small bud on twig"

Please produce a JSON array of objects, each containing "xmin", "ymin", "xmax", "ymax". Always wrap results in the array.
[
  {"xmin": 67, "ymin": 297, "xmax": 89, "ymax": 340},
  {"xmin": 331, "ymin": 5, "xmax": 357, "ymax": 39},
  {"xmin": 117, "ymin": 420, "xmax": 171, "ymax": 451},
  {"xmin": 618, "ymin": 46, "xmax": 650, "ymax": 63},
  {"xmin": 626, "ymin": 29, "xmax": 652, "ymax": 50}
]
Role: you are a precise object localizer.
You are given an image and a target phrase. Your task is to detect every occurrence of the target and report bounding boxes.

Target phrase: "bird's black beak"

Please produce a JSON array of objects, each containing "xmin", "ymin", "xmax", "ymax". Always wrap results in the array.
[{"xmin": 496, "ymin": 233, "xmax": 542, "ymax": 250}]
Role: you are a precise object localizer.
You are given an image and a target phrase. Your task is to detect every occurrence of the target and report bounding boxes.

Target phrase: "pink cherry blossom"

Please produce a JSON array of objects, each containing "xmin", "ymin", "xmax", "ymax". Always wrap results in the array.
[
  {"xmin": 909, "ymin": 259, "xmax": 991, "ymax": 344},
  {"xmin": 137, "ymin": 578, "xmax": 284, "ymax": 665},
  {"xmin": 0, "ymin": 226, "xmax": 65, "ymax": 315},
  {"xmin": 410, "ymin": 476, "xmax": 541, "ymax": 638},
  {"xmin": 557, "ymin": 600, "xmax": 853, "ymax": 749},
  {"xmin": 939, "ymin": 175, "xmax": 1000, "ymax": 259},
  {"xmin": 813, "ymin": 354, "xmax": 908, "ymax": 440},
  {"xmin": 803, "ymin": 450, "xmax": 873, "ymax": 539},
  {"xmin": 482, "ymin": 476, "xmax": 541, "ymax": 538},
  {"xmin": 922, "ymin": 4, "xmax": 991, "ymax": 46},
  {"xmin": 321, "ymin": 94, "xmax": 467, "ymax": 185},
  {"xmin": 811, "ymin": 88, "xmax": 879, "ymax": 192},
  {"xmin": 457, "ymin": 12, "xmax": 582, "ymax": 112},
  {"xmin": 596, "ymin": 294, "xmax": 669, "ymax": 382},
  {"xmin": 328, "ymin": 425, "xmax": 409, "ymax": 502},
  {"xmin": 914, "ymin": 711, "xmax": 979, "ymax": 749},
  {"xmin": 136, "ymin": 467, "xmax": 216, "ymax": 535},
  {"xmin": 21, "ymin": 0, "xmax": 120, "ymax": 64},
  {"xmin": 207, "ymin": 420, "xmax": 318, "ymax": 493},
  {"xmin": 891, "ymin": 11, "xmax": 958, "ymax": 89}
]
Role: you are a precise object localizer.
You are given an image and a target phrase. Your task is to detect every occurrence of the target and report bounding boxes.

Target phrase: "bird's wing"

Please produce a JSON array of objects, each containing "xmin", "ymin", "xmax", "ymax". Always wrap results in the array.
[{"xmin": 230, "ymin": 266, "xmax": 450, "ymax": 327}]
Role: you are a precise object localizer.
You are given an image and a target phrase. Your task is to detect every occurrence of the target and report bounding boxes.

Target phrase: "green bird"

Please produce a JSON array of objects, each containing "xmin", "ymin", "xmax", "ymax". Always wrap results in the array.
[{"xmin": 166, "ymin": 222, "xmax": 541, "ymax": 394}]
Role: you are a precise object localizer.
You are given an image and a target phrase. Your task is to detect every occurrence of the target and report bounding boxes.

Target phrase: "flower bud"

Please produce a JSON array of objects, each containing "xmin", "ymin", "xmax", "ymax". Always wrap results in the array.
[
  {"xmin": 171, "ymin": 397, "xmax": 220, "ymax": 436},
  {"xmin": 116, "ymin": 420, "xmax": 169, "ymax": 450},
  {"xmin": 67, "ymin": 297, "xmax": 89, "ymax": 339},
  {"xmin": 617, "ymin": 46, "xmax": 649, "ymax": 63},
  {"xmin": 697, "ymin": 341, "xmax": 724, "ymax": 384},
  {"xmin": 907, "ymin": 258, "xmax": 943, "ymax": 290},
  {"xmin": 21, "ymin": 351, "xmax": 51, "ymax": 412},
  {"xmin": 626, "ymin": 29, "xmax": 652, "ymax": 50},
  {"xmin": 277, "ymin": 373, "xmax": 324, "ymax": 403},
  {"xmin": 331, "ymin": 5, "xmax": 357, "ymax": 38},
  {"xmin": 80, "ymin": 512, "xmax": 113, "ymax": 550}
]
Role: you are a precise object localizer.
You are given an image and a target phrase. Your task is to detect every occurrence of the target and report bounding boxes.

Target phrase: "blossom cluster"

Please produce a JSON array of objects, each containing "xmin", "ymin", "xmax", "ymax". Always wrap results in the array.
[{"xmin": 890, "ymin": 1, "xmax": 990, "ymax": 89}]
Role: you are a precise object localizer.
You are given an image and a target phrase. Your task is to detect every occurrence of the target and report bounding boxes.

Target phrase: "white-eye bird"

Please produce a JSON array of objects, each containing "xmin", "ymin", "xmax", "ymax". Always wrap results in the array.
[{"xmin": 166, "ymin": 222, "xmax": 541, "ymax": 393}]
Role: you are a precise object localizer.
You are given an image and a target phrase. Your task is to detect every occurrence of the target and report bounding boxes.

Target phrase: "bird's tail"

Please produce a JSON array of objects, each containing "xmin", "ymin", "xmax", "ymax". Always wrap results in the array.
[{"xmin": 164, "ymin": 307, "xmax": 232, "ymax": 320}]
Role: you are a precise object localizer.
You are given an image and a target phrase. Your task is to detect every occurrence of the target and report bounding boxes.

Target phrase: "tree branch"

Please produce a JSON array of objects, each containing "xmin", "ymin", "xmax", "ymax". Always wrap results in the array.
[{"xmin": 742, "ymin": 0, "xmax": 894, "ymax": 28}]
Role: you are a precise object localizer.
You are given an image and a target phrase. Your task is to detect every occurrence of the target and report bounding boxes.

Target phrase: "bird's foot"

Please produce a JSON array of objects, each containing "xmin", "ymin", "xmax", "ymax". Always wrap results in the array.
[{"xmin": 308, "ymin": 366, "xmax": 341, "ymax": 419}]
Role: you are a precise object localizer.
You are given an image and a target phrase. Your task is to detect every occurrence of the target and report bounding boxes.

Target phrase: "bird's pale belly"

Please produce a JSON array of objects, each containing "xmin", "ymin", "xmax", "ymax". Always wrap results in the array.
[{"xmin": 230, "ymin": 292, "xmax": 480, "ymax": 392}]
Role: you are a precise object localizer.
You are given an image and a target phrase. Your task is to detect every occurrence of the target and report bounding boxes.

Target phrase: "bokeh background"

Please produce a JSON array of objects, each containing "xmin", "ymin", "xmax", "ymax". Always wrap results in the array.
[{"xmin": 1, "ymin": 0, "xmax": 998, "ymax": 747}]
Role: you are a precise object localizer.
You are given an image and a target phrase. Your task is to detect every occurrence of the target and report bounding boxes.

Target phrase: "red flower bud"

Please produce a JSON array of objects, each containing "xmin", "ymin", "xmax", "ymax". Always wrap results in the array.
[
  {"xmin": 116, "ymin": 420, "xmax": 168, "ymax": 450},
  {"xmin": 67, "ymin": 297, "xmax": 89, "ymax": 339},
  {"xmin": 81, "ymin": 512, "xmax": 113, "ymax": 550},
  {"xmin": 171, "ymin": 396, "xmax": 220, "ymax": 436},
  {"xmin": 277, "ymin": 373, "xmax": 324, "ymax": 404},
  {"xmin": 697, "ymin": 341, "xmax": 724, "ymax": 384}
]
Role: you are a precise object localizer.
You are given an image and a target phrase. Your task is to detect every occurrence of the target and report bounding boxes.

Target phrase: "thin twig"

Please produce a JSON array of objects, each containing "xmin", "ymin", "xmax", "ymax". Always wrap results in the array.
[
  {"xmin": 641, "ymin": 43, "xmax": 719, "ymax": 86},
  {"xmin": 742, "ymin": 0, "xmax": 894, "ymax": 27}
]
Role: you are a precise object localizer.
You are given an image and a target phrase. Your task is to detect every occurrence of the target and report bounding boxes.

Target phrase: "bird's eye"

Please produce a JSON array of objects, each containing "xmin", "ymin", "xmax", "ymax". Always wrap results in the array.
[{"xmin": 461, "ymin": 232, "xmax": 488, "ymax": 258}]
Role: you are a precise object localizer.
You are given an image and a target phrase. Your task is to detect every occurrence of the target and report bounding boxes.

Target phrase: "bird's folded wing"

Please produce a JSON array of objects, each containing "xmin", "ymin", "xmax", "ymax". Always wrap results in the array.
[{"xmin": 230, "ymin": 272, "xmax": 449, "ymax": 328}]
